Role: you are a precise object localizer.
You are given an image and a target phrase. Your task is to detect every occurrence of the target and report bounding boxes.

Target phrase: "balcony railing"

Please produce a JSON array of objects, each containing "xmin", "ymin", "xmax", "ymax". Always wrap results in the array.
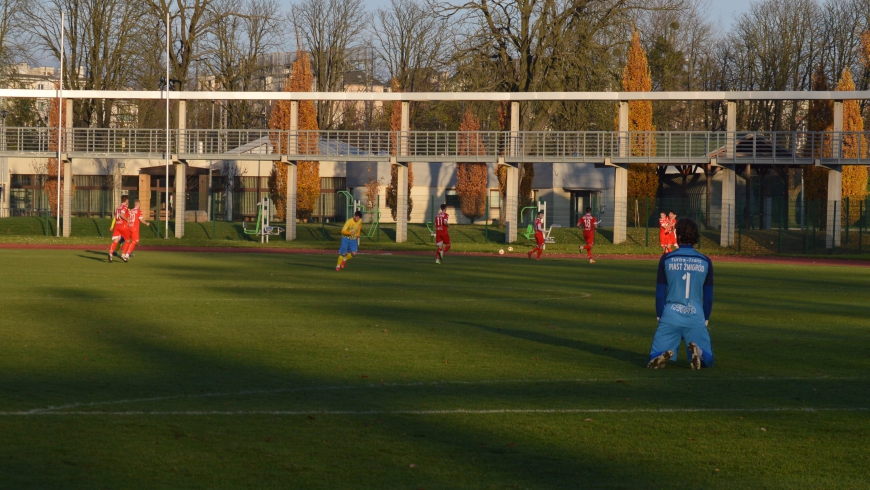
[{"xmin": 0, "ymin": 128, "xmax": 866, "ymax": 165}]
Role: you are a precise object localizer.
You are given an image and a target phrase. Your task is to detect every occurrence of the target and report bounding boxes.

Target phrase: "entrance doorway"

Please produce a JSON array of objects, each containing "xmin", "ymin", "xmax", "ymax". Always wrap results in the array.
[{"xmin": 569, "ymin": 190, "xmax": 600, "ymax": 226}]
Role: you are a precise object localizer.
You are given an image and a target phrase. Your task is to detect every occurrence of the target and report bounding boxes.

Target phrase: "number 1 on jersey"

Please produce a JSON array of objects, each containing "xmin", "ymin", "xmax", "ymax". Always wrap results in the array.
[{"xmin": 681, "ymin": 272, "xmax": 691, "ymax": 299}]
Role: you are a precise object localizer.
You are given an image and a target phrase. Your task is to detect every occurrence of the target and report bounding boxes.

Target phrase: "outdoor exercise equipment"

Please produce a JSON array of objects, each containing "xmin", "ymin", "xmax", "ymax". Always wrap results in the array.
[
  {"xmin": 243, "ymin": 197, "xmax": 284, "ymax": 243},
  {"xmin": 519, "ymin": 200, "xmax": 560, "ymax": 246},
  {"xmin": 338, "ymin": 190, "xmax": 381, "ymax": 240}
]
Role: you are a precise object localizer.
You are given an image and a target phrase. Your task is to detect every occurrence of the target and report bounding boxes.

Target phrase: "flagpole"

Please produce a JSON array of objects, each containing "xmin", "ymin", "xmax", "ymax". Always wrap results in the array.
[{"xmin": 56, "ymin": 12, "xmax": 64, "ymax": 237}]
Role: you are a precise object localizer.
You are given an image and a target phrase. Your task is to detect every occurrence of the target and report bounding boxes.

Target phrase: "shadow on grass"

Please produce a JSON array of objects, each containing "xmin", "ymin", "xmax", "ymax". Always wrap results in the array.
[
  {"xmin": 76, "ymin": 254, "xmax": 107, "ymax": 263},
  {"xmin": 457, "ymin": 321, "xmax": 643, "ymax": 365},
  {"xmin": 4, "ymin": 257, "xmax": 870, "ymax": 488}
]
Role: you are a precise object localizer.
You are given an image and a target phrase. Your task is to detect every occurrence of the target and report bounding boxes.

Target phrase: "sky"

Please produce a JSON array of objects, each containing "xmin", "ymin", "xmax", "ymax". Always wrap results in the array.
[
  {"xmin": 279, "ymin": 0, "xmax": 757, "ymax": 29},
  {"xmin": 708, "ymin": 0, "xmax": 755, "ymax": 27}
]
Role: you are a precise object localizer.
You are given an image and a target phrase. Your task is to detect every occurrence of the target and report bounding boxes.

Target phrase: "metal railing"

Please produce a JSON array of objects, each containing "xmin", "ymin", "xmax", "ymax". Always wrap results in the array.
[{"xmin": 1, "ymin": 127, "xmax": 868, "ymax": 164}]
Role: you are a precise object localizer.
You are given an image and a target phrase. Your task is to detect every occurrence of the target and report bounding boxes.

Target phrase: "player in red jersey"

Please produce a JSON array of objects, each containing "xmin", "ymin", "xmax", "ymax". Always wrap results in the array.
[
  {"xmin": 668, "ymin": 211, "xmax": 680, "ymax": 251},
  {"xmin": 658, "ymin": 212, "xmax": 671, "ymax": 254},
  {"xmin": 109, "ymin": 196, "xmax": 132, "ymax": 263},
  {"xmin": 121, "ymin": 199, "xmax": 150, "ymax": 261},
  {"xmin": 434, "ymin": 203, "xmax": 451, "ymax": 264},
  {"xmin": 528, "ymin": 211, "xmax": 545, "ymax": 260},
  {"xmin": 577, "ymin": 207, "xmax": 598, "ymax": 263}
]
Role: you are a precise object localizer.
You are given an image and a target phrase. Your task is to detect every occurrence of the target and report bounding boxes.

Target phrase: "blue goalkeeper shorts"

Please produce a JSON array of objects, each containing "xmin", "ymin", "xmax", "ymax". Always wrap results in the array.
[
  {"xmin": 339, "ymin": 237, "xmax": 358, "ymax": 256},
  {"xmin": 649, "ymin": 321, "xmax": 714, "ymax": 367}
]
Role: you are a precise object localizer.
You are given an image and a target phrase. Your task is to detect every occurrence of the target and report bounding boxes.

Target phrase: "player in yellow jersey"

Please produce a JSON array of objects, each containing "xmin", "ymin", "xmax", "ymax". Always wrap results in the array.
[{"xmin": 336, "ymin": 210, "xmax": 364, "ymax": 271}]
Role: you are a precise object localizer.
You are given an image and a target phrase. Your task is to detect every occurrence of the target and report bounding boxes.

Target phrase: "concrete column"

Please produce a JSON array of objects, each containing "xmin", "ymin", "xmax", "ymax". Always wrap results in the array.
[
  {"xmin": 139, "ymin": 174, "xmax": 151, "ymax": 220},
  {"xmin": 725, "ymin": 101, "xmax": 736, "ymax": 160},
  {"xmin": 613, "ymin": 166, "xmax": 627, "ymax": 244},
  {"xmin": 62, "ymin": 160, "xmax": 72, "ymax": 237},
  {"xmin": 289, "ymin": 101, "xmax": 298, "ymax": 154},
  {"xmin": 1, "ymin": 158, "xmax": 8, "ymax": 217},
  {"xmin": 504, "ymin": 160, "xmax": 518, "ymax": 243},
  {"xmin": 113, "ymin": 163, "xmax": 122, "ymax": 210},
  {"xmin": 285, "ymin": 161, "xmax": 297, "ymax": 240},
  {"xmin": 64, "ymin": 100, "xmax": 73, "ymax": 153},
  {"xmin": 826, "ymin": 165, "xmax": 842, "ymax": 248},
  {"xmin": 613, "ymin": 101, "xmax": 629, "ymax": 244},
  {"xmin": 177, "ymin": 100, "xmax": 187, "ymax": 154},
  {"xmin": 510, "ymin": 101, "xmax": 520, "ymax": 154},
  {"xmin": 720, "ymin": 163, "xmax": 736, "ymax": 247},
  {"xmin": 286, "ymin": 100, "xmax": 299, "ymax": 240},
  {"xmin": 175, "ymin": 162, "xmax": 186, "ymax": 238},
  {"xmin": 396, "ymin": 160, "xmax": 408, "ymax": 241},
  {"xmin": 617, "ymin": 101, "xmax": 629, "ymax": 157},
  {"xmin": 503, "ymin": 102, "xmax": 520, "ymax": 243},
  {"xmin": 832, "ymin": 101, "xmax": 843, "ymax": 159},
  {"xmin": 394, "ymin": 101, "xmax": 410, "ymax": 242}
]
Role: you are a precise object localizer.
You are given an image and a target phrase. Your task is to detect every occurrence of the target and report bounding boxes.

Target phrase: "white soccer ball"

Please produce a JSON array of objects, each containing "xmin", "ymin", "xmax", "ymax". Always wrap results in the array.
[
  {"xmin": 498, "ymin": 249, "xmax": 505, "ymax": 255},
  {"xmin": 508, "ymin": 247, "xmax": 513, "ymax": 252}
]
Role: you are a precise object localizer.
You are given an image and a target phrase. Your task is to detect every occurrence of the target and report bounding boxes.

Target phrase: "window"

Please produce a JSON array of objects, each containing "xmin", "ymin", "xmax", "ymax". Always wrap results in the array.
[
  {"xmin": 489, "ymin": 189, "xmax": 500, "ymax": 208},
  {"xmin": 445, "ymin": 189, "xmax": 460, "ymax": 207}
]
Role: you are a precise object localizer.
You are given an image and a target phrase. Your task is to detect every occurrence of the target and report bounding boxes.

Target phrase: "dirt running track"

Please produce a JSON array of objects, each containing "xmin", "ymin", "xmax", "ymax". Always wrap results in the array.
[{"xmin": 2, "ymin": 243, "xmax": 869, "ymax": 268}]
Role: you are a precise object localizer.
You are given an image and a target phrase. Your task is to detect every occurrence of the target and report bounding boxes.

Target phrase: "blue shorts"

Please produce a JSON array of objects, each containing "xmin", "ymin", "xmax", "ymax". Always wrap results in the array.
[
  {"xmin": 339, "ymin": 237, "xmax": 358, "ymax": 256},
  {"xmin": 649, "ymin": 321, "xmax": 714, "ymax": 367}
]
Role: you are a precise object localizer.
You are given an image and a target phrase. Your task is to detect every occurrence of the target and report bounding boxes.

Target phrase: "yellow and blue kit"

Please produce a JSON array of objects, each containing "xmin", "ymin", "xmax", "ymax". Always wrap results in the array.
[
  {"xmin": 648, "ymin": 245, "xmax": 715, "ymax": 367},
  {"xmin": 339, "ymin": 217, "xmax": 362, "ymax": 255}
]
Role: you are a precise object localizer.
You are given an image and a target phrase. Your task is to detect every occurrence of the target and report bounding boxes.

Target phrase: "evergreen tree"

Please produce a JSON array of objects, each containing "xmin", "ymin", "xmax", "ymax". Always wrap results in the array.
[
  {"xmin": 837, "ymin": 69, "xmax": 868, "ymax": 224},
  {"xmin": 456, "ymin": 110, "xmax": 488, "ymax": 223},
  {"xmin": 620, "ymin": 30, "xmax": 658, "ymax": 199},
  {"xmin": 268, "ymin": 50, "xmax": 320, "ymax": 221}
]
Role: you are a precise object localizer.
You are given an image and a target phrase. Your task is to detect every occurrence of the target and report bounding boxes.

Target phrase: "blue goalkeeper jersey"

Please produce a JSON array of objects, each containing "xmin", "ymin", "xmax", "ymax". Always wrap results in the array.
[{"xmin": 656, "ymin": 245, "xmax": 714, "ymax": 328}]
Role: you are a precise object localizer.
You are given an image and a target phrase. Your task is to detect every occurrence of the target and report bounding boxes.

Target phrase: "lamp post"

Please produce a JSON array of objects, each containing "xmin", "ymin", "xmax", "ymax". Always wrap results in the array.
[
  {"xmin": 1, "ymin": 109, "xmax": 8, "ymax": 152},
  {"xmin": 685, "ymin": 56, "xmax": 693, "ymax": 131}
]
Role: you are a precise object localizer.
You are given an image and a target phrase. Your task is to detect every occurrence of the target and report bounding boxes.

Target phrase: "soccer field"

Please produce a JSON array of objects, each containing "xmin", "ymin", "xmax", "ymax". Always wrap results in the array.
[{"xmin": 1, "ymin": 249, "xmax": 868, "ymax": 489}]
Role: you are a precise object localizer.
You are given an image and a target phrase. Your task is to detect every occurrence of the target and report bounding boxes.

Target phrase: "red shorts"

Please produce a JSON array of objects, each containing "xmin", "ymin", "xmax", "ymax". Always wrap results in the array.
[
  {"xmin": 583, "ymin": 232, "xmax": 595, "ymax": 245},
  {"xmin": 113, "ymin": 223, "xmax": 131, "ymax": 241},
  {"xmin": 535, "ymin": 231, "xmax": 545, "ymax": 246},
  {"xmin": 132, "ymin": 229, "xmax": 140, "ymax": 243},
  {"xmin": 668, "ymin": 233, "xmax": 678, "ymax": 246},
  {"xmin": 660, "ymin": 233, "xmax": 669, "ymax": 247},
  {"xmin": 435, "ymin": 231, "xmax": 450, "ymax": 245}
]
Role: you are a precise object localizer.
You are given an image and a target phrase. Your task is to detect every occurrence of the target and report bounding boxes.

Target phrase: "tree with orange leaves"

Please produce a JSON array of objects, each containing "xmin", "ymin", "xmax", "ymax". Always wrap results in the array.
[
  {"xmin": 456, "ymin": 110, "xmax": 488, "ymax": 223},
  {"xmin": 805, "ymin": 66, "xmax": 868, "ymax": 225},
  {"xmin": 268, "ymin": 50, "xmax": 320, "ymax": 221},
  {"xmin": 837, "ymin": 69, "xmax": 868, "ymax": 224},
  {"xmin": 386, "ymin": 79, "xmax": 414, "ymax": 221},
  {"xmin": 804, "ymin": 64, "xmax": 832, "ymax": 202},
  {"xmin": 620, "ymin": 30, "xmax": 658, "ymax": 199}
]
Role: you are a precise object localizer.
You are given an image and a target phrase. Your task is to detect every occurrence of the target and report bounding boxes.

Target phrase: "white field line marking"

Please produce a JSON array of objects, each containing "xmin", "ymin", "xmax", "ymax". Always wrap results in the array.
[
  {"xmin": 26, "ymin": 376, "xmax": 870, "ymax": 414},
  {"xmin": 2, "ymin": 407, "xmax": 869, "ymax": 416},
  {"xmin": 0, "ymin": 293, "xmax": 592, "ymax": 303}
]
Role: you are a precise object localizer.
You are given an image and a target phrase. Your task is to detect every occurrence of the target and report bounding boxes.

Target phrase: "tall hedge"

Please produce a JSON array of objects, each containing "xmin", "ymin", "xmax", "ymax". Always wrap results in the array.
[
  {"xmin": 456, "ymin": 110, "xmax": 488, "ymax": 223},
  {"xmin": 268, "ymin": 49, "xmax": 319, "ymax": 221},
  {"xmin": 838, "ymin": 69, "xmax": 868, "ymax": 223},
  {"xmin": 620, "ymin": 30, "xmax": 658, "ymax": 199}
]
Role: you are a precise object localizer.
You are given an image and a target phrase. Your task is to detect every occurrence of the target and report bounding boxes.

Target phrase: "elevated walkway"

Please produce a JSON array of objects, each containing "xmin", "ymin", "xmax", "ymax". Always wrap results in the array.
[{"xmin": 2, "ymin": 128, "xmax": 867, "ymax": 166}]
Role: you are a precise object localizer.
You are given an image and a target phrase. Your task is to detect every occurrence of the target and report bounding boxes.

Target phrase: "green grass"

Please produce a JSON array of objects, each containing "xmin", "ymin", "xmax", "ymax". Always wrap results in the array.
[
  {"xmin": 3, "ymin": 216, "xmax": 870, "ymax": 257},
  {"xmin": 1, "ymin": 250, "xmax": 869, "ymax": 489}
]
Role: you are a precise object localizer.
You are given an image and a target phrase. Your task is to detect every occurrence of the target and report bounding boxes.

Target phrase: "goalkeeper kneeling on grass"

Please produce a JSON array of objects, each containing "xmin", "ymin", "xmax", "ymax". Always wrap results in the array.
[
  {"xmin": 336, "ymin": 210, "xmax": 363, "ymax": 271},
  {"xmin": 647, "ymin": 217, "xmax": 715, "ymax": 370}
]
